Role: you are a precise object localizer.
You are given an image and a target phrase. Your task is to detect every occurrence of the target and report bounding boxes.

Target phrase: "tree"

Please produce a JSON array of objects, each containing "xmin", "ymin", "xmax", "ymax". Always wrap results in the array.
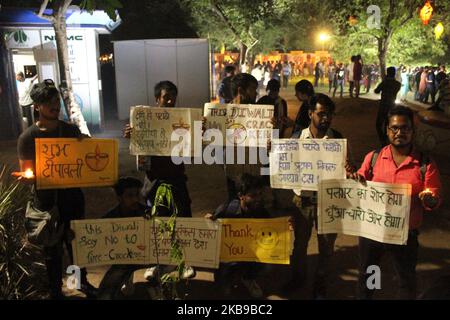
[
  {"xmin": 181, "ymin": 0, "xmax": 292, "ymax": 66},
  {"xmin": 36, "ymin": 0, "xmax": 122, "ymax": 135},
  {"xmin": 330, "ymin": 0, "xmax": 450, "ymax": 78}
]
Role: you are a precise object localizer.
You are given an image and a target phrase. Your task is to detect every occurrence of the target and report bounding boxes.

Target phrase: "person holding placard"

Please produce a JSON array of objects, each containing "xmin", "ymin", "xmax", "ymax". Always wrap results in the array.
[
  {"xmin": 224, "ymin": 73, "xmax": 261, "ymax": 200},
  {"xmin": 205, "ymin": 174, "xmax": 270, "ymax": 299},
  {"xmin": 96, "ymin": 177, "xmax": 147, "ymax": 299},
  {"xmin": 123, "ymin": 81, "xmax": 192, "ymax": 219},
  {"xmin": 352, "ymin": 106, "xmax": 441, "ymax": 300},
  {"xmin": 16, "ymin": 80, "xmax": 96, "ymax": 299},
  {"xmin": 283, "ymin": 93, "xmax": 355, "ymax": 299},
  {"xmin": 123, "ymin": 81, "xmax": 195, "ymax": 281}
]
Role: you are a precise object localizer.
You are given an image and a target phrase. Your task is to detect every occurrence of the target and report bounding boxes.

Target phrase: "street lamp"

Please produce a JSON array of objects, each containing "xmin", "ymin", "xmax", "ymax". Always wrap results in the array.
[{"xmin": 318, "ymin": 32, "xmax": 330, "ymax": 51}]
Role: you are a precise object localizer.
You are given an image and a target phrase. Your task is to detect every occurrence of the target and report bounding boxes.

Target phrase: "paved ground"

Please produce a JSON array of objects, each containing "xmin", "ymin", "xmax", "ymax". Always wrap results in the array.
[{"xmin": 1, "ymin": 81, "xmax": 449, "ymax": 300}]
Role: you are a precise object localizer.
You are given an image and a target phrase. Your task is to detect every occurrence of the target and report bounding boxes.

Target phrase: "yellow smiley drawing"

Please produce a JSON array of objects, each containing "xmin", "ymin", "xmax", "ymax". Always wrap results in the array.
[{"xmin": 256, "ymin": 227, "xmax": 279, "ymax": 250}]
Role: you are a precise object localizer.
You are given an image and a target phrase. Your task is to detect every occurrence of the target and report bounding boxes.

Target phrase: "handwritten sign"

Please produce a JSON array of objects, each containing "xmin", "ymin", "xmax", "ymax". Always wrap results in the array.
[
  {"xmin": 71, "ymin": 218, "xmax": 148, "ymax": 267},
  {"xmin": 219, "ymin": 217, "xmax": 292, "ymax": 264},
  {"xmin": 130, "ymin": 106, "xmax": 203, "ymax": 156},
  {"xmin": 318, "ymin": 179, "xmax": 411, "ymax": 245},
  {"xmin": 147, "ymin": 217, "xmax": 221, "ymax": 269},
  {"xmin": 270, "ymin": 139, "xmax": 347, "ymax": 191},
  {"xmin": 71, "ymin": 217, "xmax": 221, "ymax": 268},
  {"xmin": 204, "ymin": 103, "xmax": 274, "ymax": 147},
  {"xmin": 35, "ymin": 138, "xmax": 118, "ymax": 189}
]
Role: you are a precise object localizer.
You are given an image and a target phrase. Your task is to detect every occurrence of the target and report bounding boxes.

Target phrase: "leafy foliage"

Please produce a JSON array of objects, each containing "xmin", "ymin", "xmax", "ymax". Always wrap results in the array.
[{"xmin": 0, "ymin": 166, "xmax": 47, "ymax": 300}]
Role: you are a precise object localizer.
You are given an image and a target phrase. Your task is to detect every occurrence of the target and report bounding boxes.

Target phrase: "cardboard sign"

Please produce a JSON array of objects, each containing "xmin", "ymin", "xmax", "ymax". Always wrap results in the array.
[
  {"xmin": 204, "ymin": 103, "xmax": 274, "ymax": 147},
  {"xmin": 270, "ymin": 139, "xmax": 347, "ymax": 191},
  {"xmin": 130, "ymin": 106, "xmax": 203, "ymax": 156},
  {"xmin": 219, "ymin": 217, "xmax": 292, "ymax": 264},
  {"xmin": 35, "ymin": 138, "xmax": 118, "ymax": 189},
  {"xmin": 318, "ymin": 179, "xmax": 411, "ymax": 245}
]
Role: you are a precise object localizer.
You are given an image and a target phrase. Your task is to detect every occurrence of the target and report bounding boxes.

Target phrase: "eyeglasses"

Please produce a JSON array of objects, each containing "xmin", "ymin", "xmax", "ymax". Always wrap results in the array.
[
  {"xmin": 388, "ymin": 126, "xmax": 412, "ymax": 133},
  {"xmin": 43, "ymin": 79, "xmax": 56, "ymax": 88}
]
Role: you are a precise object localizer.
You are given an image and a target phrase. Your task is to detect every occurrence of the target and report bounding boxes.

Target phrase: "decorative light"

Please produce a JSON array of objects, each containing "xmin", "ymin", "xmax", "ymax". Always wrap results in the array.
[
  {"xmin": 348, "ymin": 16, "xmax": 358, "ymax": 26},
  {"xmin": 24, "ymin": 169, "xmax": 34, "ymax": 179},
  {"xmin": 419, "ymin": 1, "xmax": 433, "ymax": 25},
  {"xmin": 435, "ymin": 22, "xmax": 444, "ymax": 39}
]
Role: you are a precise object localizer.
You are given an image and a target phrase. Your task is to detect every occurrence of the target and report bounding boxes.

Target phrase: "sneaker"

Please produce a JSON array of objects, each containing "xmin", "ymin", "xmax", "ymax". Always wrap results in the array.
[
  {"xmin": 120, "ymin": 275, "xmax": 135, "ymax": 296},
  {"xmin": 144, "ymin": 266, "xmax": 160, "ymax": 281},
  {"xmin": 241, "ymin": 278, "xmax": 263, "ymax": 299},
  {"xmin": 181, "ymin": 266, "xmax": 196, "ymax": 279}
]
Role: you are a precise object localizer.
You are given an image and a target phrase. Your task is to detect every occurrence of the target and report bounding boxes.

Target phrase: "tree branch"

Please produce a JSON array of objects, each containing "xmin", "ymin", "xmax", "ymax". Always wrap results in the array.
[
  {"xmin": 247, "ymin": 39, "xmax": 259, "ymax": 52},
  {"xmin": 37, "ymin": 0, "xmax": 55, "ymax": 22},
  {"xmin": 62, "ymin": 0, "xmax": 73, "ymax": 14},
  {"xmin": 210, "ymin": 1, "xmax": 242, "ymax": 44}
]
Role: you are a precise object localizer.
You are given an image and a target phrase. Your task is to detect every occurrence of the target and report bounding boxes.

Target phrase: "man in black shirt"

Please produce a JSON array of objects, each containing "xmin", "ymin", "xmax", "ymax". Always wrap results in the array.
[
  {"xmin": 16, "ymin": 80, "xmax": 96, "ymax": 299},
  {"xmin": 124, "ymin": 81, "xmax": 192, "ymax": 218},
  {"xmin": 218, "ymin": 65, "xmax": 236, "ymax": 103},
  {"xmin": 374, "ymin": 67, "xmax": 401, "ymax": 146},
  {"xmin": 292, "ymin": 80, "xmax": 315, "ymax": 138},
  {"xmin": 257, "ymin": 79, "xmax": 289, "ymax": 138}
]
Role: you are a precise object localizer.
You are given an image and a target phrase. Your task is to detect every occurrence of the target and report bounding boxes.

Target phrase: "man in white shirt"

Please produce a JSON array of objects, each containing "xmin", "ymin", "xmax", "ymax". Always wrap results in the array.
[
  {"xmin": 16, "ymin": 72, "xmax": 38, "ymax": 127},
  {"xmin": 283, "ymin": 93, "xmax": 355, "ymax": 299}
]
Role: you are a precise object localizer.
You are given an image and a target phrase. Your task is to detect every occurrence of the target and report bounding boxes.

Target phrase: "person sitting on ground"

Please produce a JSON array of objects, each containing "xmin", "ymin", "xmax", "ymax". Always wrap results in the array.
[
  {"xmin": 94, "ymin": 177, "xmax": 147, "ymax": 299},
  {"xmin": 205, "ymin": 174, "xmax": 270, "ymax": 299}
]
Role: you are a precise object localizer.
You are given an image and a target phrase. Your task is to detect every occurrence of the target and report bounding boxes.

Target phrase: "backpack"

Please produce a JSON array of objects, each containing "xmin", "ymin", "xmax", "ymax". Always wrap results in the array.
[{"xmin": 368, "ymin": 149, "xmax": 429, "ymax": 181}]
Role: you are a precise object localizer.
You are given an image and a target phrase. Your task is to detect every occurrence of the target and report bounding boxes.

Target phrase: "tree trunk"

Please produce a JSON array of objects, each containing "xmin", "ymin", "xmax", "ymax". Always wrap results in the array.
[
  {"xmin": 239, "ymin": 42, "xmax": 247, "ymax": 68},
  {"xmin": 52, "ymin": 3, "xmax": 90, "ymax": 135},
  {"xmin": 377, "ymin": 32, "xmax": 392, "ymax": 81}
]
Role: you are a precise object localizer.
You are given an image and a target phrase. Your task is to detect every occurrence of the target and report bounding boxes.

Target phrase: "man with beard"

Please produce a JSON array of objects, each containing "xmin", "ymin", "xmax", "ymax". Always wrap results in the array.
[
  {"xmin": 283, "ymin": 93, "xmax": 355, "ymax": 298},
  {"xmin": 205, "ymin": 174, "xmax": 270, "ymax": 298},
  {"xmin": 351, "ymin": 106, "xmax": 441, "ymax": 299}
]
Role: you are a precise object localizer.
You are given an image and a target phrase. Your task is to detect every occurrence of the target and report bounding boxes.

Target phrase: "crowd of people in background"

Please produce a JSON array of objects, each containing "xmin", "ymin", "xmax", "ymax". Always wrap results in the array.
[{"xmin": 216, "ymin": 56, "xmax": 449, "ymax": 115}]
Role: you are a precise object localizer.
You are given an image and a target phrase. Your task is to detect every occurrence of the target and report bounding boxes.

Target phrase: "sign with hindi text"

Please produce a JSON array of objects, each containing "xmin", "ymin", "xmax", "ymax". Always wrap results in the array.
[
  {"xmin": 318, "ymin": 179, "xmax": 411, "ymax": 245},
  {"xmin": 71, "ymin": 217, "xmax": 222, "ymax": 268},
  {"xmin": 270, "ymin": 139, "xmax": 347, "ymax": 191},
  {"xmin": 130, "ymin": 106, "xmax": 203, "ymax": 156},
  {"xmin": 147, "ymin": 217, "xmax": 221, "ymax": 268},
  {"xmin": 35, "ymin": 138, "xmax": 118, "ymax": 189}
]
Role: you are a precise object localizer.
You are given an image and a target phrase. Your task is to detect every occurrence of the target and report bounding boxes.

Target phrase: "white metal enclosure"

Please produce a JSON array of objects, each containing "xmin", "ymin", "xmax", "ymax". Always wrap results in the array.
[{"xmin": 114, "ymin": 38, "xmax": 210, "ymax": 120}]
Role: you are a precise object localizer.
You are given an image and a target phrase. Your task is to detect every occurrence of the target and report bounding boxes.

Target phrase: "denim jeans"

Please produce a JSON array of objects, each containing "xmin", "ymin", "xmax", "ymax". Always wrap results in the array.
[{"xmin": 357, "ymin": 230, "xmax": 419, "ymax": 300}]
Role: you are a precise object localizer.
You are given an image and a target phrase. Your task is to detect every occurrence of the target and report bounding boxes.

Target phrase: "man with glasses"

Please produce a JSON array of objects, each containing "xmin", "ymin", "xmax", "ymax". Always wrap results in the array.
[
  {"xmin": 283, "ymin": 93, "xmax": 356, "ymax": 298},
  {"xmin": 374, "ymin": 66, "xmax": 401, "ymax": 146},
  {"xmin": 351, "ymin": 105, "xmax": 441, "ymax": 299}
]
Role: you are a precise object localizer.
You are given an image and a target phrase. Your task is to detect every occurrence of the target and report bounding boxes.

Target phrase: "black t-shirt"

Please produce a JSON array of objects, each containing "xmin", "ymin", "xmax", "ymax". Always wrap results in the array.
[
  {"xmin": 257, "ymin": 95, "xmax": 288, "ymax": 119},
  {"xmin": 17, "ymin": 121, "xmax": 82, "ymax": 212},
  {"xmin": 18, "ymin": 121, "xmax": 81, "ymax": 162}
]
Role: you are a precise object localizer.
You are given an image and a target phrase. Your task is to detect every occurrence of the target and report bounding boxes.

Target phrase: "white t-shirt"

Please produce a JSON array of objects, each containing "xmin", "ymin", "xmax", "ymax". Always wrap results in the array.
[
  {"xmin": 348, "ymin": 62, "xmax": 355, "ymax": 81},
  {"xmin": 17, "ymin": 78, "xmax": 34, "ymax": 106}
]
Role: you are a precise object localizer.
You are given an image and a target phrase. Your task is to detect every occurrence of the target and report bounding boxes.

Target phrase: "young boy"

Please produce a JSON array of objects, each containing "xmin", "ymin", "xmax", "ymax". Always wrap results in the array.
[
  {"xmin": 205, "ymin": 174, "xmax": 270, "ymax": 299},
  {"xmin": 96, "ymin": 177, "xmax": 147, "ymax": 299}
]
